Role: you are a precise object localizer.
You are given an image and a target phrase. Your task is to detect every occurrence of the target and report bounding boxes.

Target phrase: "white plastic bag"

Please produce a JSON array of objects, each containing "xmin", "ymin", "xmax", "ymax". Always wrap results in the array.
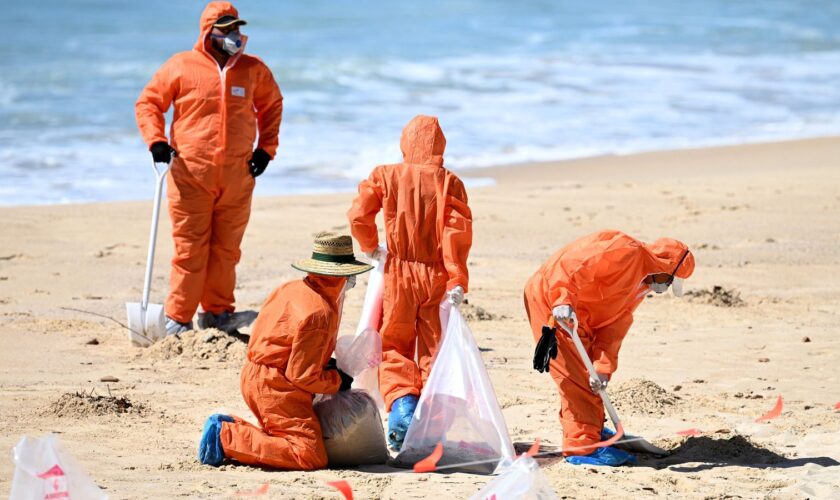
[
  {"xmin": 393, "ymin": 302, "xmax": 515, "ymax": 474},
  {"xmin": 10, "ymin": 434, "xmax": 108, "ymax": 500},
  {"xmin": 313, "ymin": 389, "xmax": 389, "ymax": 467},
  {"xmin": 469, "ymin": 455, "xmax": 558, "ymax": 500},
  {"xmin": 337, "ymin": 245, "xmax": 387, "ymax": 408}
]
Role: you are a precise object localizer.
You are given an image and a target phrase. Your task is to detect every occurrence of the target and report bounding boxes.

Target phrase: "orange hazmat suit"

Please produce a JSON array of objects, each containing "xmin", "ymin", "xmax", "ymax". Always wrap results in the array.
[
  {"xmin": 347, "ymin": 115, "xmax": 473, "ymax": 411},
  {"xmin": 220, "ymin": 275, "xmax": 344, "ymax": 470},
  {"xmin": 135, "ymin": 1, "xmax": 283, "ymax": 323},
  {"xmin": 523, "ymin": 230, "xmax": 695, "ymax": 454}
]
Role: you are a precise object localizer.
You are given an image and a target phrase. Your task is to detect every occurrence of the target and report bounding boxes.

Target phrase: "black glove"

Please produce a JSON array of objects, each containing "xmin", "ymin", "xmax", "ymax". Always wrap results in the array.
[
  {"xmin": 533, "ymin": 325, "xmax": 558, "ymax": 373},
  {"xmin": 337, "ymin": 368, "xmax": 353, "ymax": 392},
  {"xmin": 324, "ymin": 357, "xmax": 337, "ymax": 370},
  {"xmin": 150, "ymin": 141, "xmax": 175, "ymax": 163},
  {"xmin": 248, "ymin": 148, "xmax": 271, "ymax": 177}
]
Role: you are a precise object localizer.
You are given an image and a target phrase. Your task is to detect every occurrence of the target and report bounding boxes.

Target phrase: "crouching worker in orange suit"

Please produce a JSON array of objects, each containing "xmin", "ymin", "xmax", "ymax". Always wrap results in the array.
[
  {"xmin": 197, "ymin": 233, "xmax": 372, "ymax": 469},
  {"xmin": 525, "ymin": 230, "xmax": 695, "ymax": 466},
  {"xmin": 347, "ymin": 115, "xmax": 473, "ymax": 451},
  {"xmin": 135, "ymin": 1, "xmax": 283, "ymax": 336}
]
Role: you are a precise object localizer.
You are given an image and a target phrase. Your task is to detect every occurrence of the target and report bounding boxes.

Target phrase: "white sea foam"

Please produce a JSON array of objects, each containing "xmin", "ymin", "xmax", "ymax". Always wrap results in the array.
[{"xmin": 2, "ymin": 1, "xmax": 840, "ymax": 205}]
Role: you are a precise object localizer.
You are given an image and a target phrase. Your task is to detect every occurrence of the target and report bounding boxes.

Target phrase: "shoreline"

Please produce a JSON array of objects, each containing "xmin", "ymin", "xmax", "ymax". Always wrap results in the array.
[{"xmin": 4, "ymin": 134, "xmax": 839, "ymax": 209}]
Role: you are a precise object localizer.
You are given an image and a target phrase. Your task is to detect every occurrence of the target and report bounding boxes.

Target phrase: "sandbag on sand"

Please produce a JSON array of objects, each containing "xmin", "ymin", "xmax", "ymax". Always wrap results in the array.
[{"xmin": 314, "ymin": 389, "xmax": 388, "ymax": 467}]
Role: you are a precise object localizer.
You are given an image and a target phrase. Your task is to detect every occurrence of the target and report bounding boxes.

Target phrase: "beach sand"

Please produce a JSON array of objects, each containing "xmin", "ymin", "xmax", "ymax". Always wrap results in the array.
[{"xmin": 1, "ymin": 137, "xmax": 839, "ymax": 498}]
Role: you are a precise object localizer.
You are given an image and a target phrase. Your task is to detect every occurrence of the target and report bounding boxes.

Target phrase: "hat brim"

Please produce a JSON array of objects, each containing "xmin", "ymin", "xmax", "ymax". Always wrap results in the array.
[
  {"xmin": 213, "ymin": 19, "xmax": 247, "ymax": 28},
  {"xmin": 291, "ymin": 259, "xmax": 373, "ymax": 277}
]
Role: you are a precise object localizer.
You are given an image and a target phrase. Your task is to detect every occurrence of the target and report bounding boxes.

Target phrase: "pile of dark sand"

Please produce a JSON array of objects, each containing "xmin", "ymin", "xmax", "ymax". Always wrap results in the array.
[
  {"xmin": 46, "ymin": 389, "xmax": 146, "ymax": 417},
  {"xmin": 460, "ymin": 300, "xmax": 504, "ymax": 322},
  {"xmin": 685, "ymin": 286, "xmax": 745, "ymax": 307},
  {"xmin": 660, "ymin": 435, "xmax": 786, "ymax": 465},
  {"xmin": 140, "ymin": 329, "xmax": 247, "ymax": 363}
]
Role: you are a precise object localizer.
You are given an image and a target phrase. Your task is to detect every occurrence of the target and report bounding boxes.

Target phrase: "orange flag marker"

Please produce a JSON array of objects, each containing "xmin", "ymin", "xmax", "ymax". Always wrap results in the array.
[
  {"xmin": 527, "ymin": 437, "xmax": 541, "ymax": 457},
  {"xmin": 676, "ymin": 428, "xmax": 703, "ymax": 437},
  {"xmin": 755, "ymin": 395, "xmax": 783, "ymax": 422},
  {"xmin": 327, "ymin": 480, "xmax": 354, "ymax": 500},
  {"xmin": 413, "ymin": 442, "xmax": 444, "ymax": 473}
]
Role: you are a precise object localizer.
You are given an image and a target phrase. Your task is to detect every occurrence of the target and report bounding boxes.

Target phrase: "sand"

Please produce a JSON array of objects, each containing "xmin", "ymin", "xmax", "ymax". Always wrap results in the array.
[{"xmin": 2, "ymin": 136, "xmax": 840, "ymax": 498}]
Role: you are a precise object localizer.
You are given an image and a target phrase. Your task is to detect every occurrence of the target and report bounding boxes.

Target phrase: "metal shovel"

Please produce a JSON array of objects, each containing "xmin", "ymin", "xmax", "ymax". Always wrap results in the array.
[
  {"xmin": 558, "ymin": 318, "xmax": 670, "ymax": 456},
  {"xmin": 125, "ymin": 160, "xmax": 171, "ymax": 347}
]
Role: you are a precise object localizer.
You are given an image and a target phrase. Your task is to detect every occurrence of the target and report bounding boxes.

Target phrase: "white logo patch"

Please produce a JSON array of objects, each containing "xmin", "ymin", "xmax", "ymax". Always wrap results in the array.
[{"xmin": 231, "ymin": 86, "xmax": 245, "ymax": 97}]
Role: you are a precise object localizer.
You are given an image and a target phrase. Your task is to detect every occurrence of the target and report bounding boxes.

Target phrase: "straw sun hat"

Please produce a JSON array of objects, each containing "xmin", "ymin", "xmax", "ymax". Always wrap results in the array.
[{"xmin": 292, "ymin": 232, "xmax": 373, "ymax": 277}]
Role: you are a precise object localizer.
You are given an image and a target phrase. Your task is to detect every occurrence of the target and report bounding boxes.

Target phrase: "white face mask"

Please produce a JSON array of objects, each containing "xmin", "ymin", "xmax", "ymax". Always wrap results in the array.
[
  {"xmin": 672, "ymin": 278, "xmax": 685, "ymax": 297},
  {"xmin": 212, "ymin": 32, "xmax": 242, "ymax": 55},
  {"xmin": 343, "ymin": 275, "xmax": 357, "ymax": 294},
  {"xmin": 650, "ymin": 281, "xmax": 670, "ymax": 294}
]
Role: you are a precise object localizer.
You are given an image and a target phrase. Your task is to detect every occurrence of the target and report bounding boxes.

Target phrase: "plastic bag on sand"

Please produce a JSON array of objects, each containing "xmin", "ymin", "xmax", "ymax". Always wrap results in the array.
[
  {"xmin": 10, "ymin": 434, "xmax": 108, "ymax": 500},
  {"xmin": 336, "ymin": 246, "xmax": 386, "ymax": 408},
  {"xmin": 314, "ymin": 389, "xmax": 389, "ymax": 467},
  {"xmin": 393, "ymin": 303, "xmax": 514, "ymax": 474},
  {"xmin": 470, "ymin": 455, "xmax": 558, "ymax": 500}
]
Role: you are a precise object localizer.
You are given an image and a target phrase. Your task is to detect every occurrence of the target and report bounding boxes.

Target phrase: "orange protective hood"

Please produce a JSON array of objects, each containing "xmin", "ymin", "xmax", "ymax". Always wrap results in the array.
[
  {"xmin": 642, "ymin": 238, "xmax": 695, "ymax": 279},
  {"xmin": 304, "ymin": 274, "xmax": 347, "ymax": 307},
  {"xmin": 195, "ymin": 2, "xmax": 241, "ymax": 53},
  {"xmin": 400, "ymin": 115, "xmax": 446, "ymax": 166}
]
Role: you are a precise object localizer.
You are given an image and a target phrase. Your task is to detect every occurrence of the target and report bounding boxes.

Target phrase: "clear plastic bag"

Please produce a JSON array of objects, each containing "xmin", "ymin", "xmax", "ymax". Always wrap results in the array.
[
  {"xmin": 10, "ymin": 434, "xmax": 108, "ymax": 500},
  {"xmin": 313, "ymin": 389, "xmax": 389, "ymax": 467},
  {"xmin": 469, "ymin": 455, "xmax": 558, "ymax": 500},
  {"xmin": 334, "ymin": 325, "xmax": 381, "ymax": 378},
  {"xmin": 393, "ymin": 302, "xmax": 515, "ymax": 474},
  {"xmin": 337, "ymin": 245, "xmax": 387, "ymax": 408}
]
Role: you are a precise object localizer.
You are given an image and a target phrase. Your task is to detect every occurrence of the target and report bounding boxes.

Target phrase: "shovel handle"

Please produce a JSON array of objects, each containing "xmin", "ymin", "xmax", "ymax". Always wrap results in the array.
[
  {"xmin": 140, "ymin": 159, "xmax": 171, "ymax": 312},
  {"xmin": 552, "ymin": 316, "xmax": 623, "ymax": 431}
]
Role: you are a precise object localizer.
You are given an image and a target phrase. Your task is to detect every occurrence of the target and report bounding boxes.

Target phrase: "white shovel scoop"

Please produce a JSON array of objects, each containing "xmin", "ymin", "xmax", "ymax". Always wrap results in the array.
[{"xmin": 126, "ymin": 160, "xmax": 171, "ymax": 347}]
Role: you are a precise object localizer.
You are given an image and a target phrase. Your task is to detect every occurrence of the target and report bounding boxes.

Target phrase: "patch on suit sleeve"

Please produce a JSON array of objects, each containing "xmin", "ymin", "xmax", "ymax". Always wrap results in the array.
[{"xmin": 231, "ymin": 86, "xmax": 245, "ymax": 97}]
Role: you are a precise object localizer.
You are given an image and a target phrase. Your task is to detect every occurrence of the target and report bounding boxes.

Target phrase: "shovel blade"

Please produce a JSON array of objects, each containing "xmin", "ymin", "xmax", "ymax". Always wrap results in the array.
[
  {"xmin": 614, "ymin": 433, "xmax": 670, "ymax": 456},
  {"xmin": 125, "ymin": 302, "xmax": 166, "ymax": 347}
]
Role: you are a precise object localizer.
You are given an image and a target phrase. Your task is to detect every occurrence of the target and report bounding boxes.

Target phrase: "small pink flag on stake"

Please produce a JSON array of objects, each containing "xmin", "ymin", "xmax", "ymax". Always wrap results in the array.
[
  {"xmin": 755, "ymin": 395, "xmax": 783, "ymax": 422},
  {"xmin": 676, "ymin": 428, "xmax": 703, "ymax": 437},
  {"xmin": 413, "ymin": 442, "xmax": 444, "ymax": 473},
  {"xmin": 834, "ymin": 402, "xmax": 840, "ymax": 411},
  {"xmin": 327, "ymin": 480, "xmax": 354, "ymax": 500}
]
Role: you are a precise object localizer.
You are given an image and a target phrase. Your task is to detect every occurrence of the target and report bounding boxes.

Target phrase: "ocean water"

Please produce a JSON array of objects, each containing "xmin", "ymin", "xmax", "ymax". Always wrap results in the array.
[{"xmin": 2, "ymin": 0, "xmax": 840, "ymax": 205}]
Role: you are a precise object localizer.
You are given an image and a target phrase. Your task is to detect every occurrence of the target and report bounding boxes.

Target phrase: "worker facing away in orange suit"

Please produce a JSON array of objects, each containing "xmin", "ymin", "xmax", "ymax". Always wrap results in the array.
[
  {"xmin": 525, "ymin": 230, "xmax": 695, "ymax": 466},
  {"xmin": 347, "ymin": 115, "xmax": 473, "ymax": 451},
  {"xmin": 198, "ymin": 233, "xmax": 372, "ymax": 469},
  {"xmin": 135, "ymin": 1, "xmax": 283, "ymax": 336}
]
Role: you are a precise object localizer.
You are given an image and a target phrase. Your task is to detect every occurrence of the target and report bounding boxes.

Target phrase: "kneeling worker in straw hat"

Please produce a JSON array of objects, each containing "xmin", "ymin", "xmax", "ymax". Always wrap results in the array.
[{"xmin": 197, "ymin": 233, "xmax": 372, "ymax": 469}]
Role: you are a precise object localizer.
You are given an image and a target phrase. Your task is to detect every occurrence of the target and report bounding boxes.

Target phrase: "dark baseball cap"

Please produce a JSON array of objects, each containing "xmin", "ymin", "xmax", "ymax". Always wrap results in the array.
[{"xmin": 213, "ymin": 15, "xmax": 247, "ymax": 28}]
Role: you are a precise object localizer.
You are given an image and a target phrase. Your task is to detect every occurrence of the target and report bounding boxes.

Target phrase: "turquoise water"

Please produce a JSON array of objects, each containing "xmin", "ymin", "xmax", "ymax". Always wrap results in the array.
[{"xmin": 3, "ymin": 1, "xmax": 840, "ymax": 204}]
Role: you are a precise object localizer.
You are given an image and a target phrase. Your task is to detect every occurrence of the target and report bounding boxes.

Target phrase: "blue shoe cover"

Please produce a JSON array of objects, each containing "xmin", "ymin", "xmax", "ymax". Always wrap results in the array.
[
  {"xmin": 198, "ymin": 414, "xmax": 234, "ymax": 465},
  {"xmin": 388, "ymin": 394, "xmax": 418, "ymax": 451},
  {"xmin": 566, "ymin": 446, "xmax": 636, "ymax": 466}
]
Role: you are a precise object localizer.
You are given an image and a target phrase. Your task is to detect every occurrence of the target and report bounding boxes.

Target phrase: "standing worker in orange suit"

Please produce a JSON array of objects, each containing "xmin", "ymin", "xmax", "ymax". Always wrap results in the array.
[
  {"xmin": 135, "ymin": 1, "xmax": 283, "ymax": 335},
  {"xmin": 525, "ymin": 230, "xmax": 695, "ymax": 466},
  {"xmin": 347, "ymin": 115, "xmax": 473, "ymax": 451},
  {"xmin": 197, "ymin": 233, "xmax": 372, "ymax": 469}
]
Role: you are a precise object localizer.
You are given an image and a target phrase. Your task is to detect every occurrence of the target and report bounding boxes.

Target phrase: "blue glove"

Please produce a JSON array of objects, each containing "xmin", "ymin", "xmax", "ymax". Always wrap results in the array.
[
  {"xmin": 198, "ymin": 414, "xmax": 234, "ymax": 466},
  {"xmin": 565, "ymin": 446, "xmax": 636, "ymax": 466},
  {"xmin": 388, "ymin": 394, "xmax": 419, "ymax": 451}
]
